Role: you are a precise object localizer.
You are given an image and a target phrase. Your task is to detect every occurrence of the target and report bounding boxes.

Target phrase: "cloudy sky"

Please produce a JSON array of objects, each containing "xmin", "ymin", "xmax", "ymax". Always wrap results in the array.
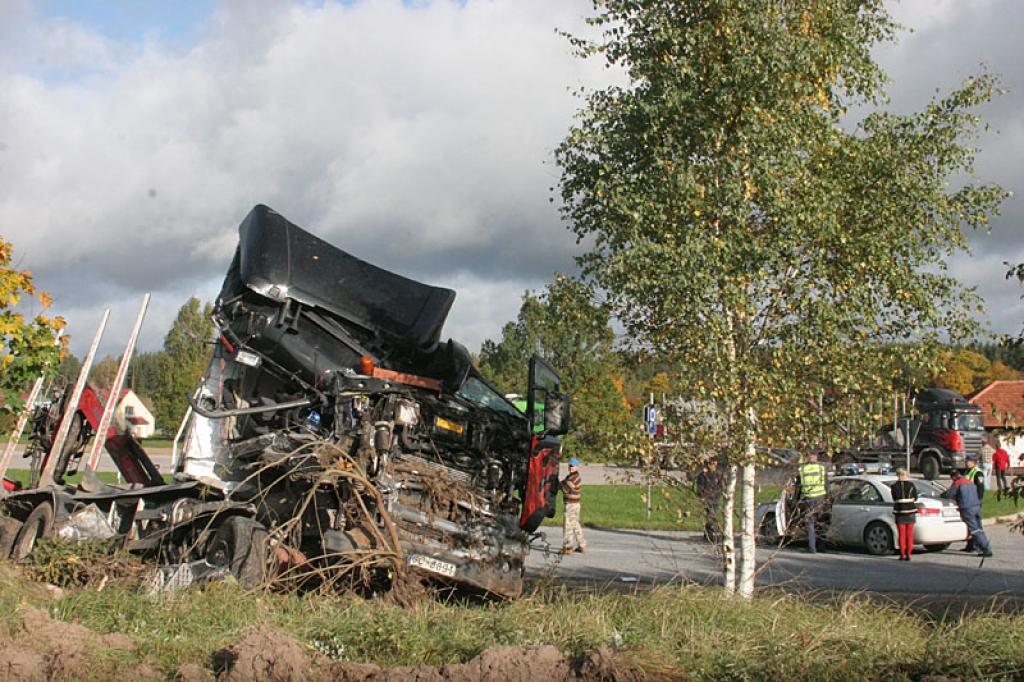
[{"xmin": 1, "ymin": 0, "xmax": 1021, "ymax": 359}]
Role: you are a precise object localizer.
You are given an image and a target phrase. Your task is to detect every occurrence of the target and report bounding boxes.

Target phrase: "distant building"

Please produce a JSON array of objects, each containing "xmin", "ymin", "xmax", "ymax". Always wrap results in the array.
[
  {"xmin": 968, "ymin": 380, "xmax": 1024, "ymax": 460},
  {"xmin": 112, "ymin": 388, "xmax": 156, "ymax": 439}
]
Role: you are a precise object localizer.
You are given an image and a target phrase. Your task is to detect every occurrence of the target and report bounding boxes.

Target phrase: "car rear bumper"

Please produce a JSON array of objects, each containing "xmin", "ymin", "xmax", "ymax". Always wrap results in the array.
[{"xmin": 914, "ymin": 519, "xmax": 968, "ymax": 544}]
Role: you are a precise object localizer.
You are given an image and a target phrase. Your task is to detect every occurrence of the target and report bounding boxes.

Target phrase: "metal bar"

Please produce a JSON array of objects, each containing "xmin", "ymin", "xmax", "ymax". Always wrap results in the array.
[
  {"xmin": 0, "ymin": 376, "xmax": 44, "ymax": 485},
  {"xmin": 170, "ymin": 388, "xmax": 199, "ymax": 475},
  {"xmin": 0, "ymin": 330, "xmax": 65, "ymax": 484},
  {"xmin": 85, "ymin": 294, "xmax": 150, "ymax": 472},
  {"xmin": 38, "ymin": 309, "xmax": 109, "ymax": 487}
]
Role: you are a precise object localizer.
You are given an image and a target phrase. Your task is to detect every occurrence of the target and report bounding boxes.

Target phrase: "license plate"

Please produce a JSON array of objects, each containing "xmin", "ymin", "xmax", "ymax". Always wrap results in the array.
[
  {"xmin": 942, "ymin": 507, "xmax": 959, "ymax": 518},
  {"xmin": 408, "ymin": 554, "xmax": 457, "ymax": 578}
]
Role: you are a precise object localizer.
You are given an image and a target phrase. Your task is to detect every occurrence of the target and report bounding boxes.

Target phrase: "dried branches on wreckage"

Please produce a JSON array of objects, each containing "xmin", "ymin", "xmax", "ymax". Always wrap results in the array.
[{"xmin": 155, "ymin": 438, "xmax": 426, "ymax": 602}]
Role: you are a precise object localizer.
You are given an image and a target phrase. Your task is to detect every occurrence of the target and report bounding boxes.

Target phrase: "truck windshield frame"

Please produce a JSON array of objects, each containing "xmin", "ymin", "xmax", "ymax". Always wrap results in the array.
[{"xmin": 456, "ymin": 371, "xmax": 524, "ymax": 418}]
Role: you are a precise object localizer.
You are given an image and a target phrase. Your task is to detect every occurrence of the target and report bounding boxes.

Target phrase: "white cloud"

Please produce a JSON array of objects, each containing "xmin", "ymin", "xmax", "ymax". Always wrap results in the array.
[
  {"xmin": 0, "ymin": 0, "xmax": 1020, "ymax": 361},
  {"xmin": 0, "ymin": 0, "xmax": 610, "ymax": 357}
]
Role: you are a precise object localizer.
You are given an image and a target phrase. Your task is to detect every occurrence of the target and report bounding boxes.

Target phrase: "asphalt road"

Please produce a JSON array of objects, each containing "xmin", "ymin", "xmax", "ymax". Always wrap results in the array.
[{"xmin": 526, "ymin": 523, "xmax": 1024, "ymax": 600}]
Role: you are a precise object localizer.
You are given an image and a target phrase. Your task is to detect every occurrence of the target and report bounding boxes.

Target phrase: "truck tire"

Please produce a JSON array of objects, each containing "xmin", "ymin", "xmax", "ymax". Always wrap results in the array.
[
  {"xmin": 0, "ymin": 517, "xmax": 23, "ymax": 559},
  {"xmin": 206, "ymin": 516, "xmax": 269, "ymax": 588},
  {"xmin": 920, "ymin": 453, "xmax": 941, "ymax": 481},
  {"xmin": 863, "ymin": 521, "xmax": 894, "ymax": 556},
  {"xmin": 12, "ymin": 501, "xmax": 54, "ymax": 561}
]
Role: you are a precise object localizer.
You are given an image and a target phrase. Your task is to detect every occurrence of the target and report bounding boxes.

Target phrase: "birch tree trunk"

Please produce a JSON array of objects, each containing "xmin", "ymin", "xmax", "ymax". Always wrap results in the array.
[
  {"xmin": 738, "ymin": 459, "xmax": 757, "ymax": 599},
  {"xmin": 721, "ymin": 463, "xmax": 737, "ymax": 595}
]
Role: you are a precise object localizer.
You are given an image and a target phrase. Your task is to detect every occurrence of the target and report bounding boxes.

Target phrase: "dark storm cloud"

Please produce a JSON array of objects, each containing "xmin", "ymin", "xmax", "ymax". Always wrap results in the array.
[{"xmin": 872, "ymin": 0, "xmax": 1024, "ymax": 334}]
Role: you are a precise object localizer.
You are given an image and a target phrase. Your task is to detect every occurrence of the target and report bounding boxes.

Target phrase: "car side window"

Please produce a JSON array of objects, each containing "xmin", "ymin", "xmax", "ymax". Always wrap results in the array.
[
  {"xmin": 833, "ymin": 480, "xmax": 862, "ymax": 503},
  {"xmin": 836, "ymin": 481, "xmax": 882, "ymax": 504}
]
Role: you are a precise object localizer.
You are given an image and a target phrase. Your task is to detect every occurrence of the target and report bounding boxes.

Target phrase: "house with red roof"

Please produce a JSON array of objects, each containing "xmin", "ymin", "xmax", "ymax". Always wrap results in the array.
[
  {"xmin": 111, "ymin": 388, "xmax": 156, "ymax": 439},
  {"xmin": 968, "ymin": 380, "xmax": 1024, "ymax": 460}
]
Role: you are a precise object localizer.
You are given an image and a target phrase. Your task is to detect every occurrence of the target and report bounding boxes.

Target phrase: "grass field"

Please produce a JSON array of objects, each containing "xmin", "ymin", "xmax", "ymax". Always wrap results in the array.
[
  {"xmin": 2, "ymin": 561, "xmax": 1024, "ymax": 679},
  {"xmin": 541, "ymin": 484, "xmax": 1024, "ymax": 532},
  {"xmin": 541, "ymin": 484, "xmax": 781, "ymax": 531}
]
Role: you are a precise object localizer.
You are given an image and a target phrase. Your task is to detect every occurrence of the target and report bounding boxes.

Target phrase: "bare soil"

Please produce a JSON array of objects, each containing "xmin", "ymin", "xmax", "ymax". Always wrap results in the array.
[
  {"xmin": 0, "ymin": 606, "xmax": 160, "ymax": 681},
  {"xmin": 208, "ymin": 624, "xmax": 655, "ymax": 681},
  {"xmin": 0, "ymin": 602, "xmax": 659, "ymax": 681}
]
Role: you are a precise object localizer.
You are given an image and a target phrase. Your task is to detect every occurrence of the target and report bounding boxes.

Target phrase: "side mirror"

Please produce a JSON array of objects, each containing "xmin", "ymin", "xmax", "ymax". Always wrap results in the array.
[{"xmin": 543, "ymin": 391, "xmax": 572, "ymax": 437}]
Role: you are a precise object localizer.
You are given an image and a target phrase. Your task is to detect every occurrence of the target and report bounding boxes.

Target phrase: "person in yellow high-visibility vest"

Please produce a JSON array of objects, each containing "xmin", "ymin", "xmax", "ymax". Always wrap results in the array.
[{"xmin": 796, "ymin": 452, "xmax": 828, "ymax": 553}]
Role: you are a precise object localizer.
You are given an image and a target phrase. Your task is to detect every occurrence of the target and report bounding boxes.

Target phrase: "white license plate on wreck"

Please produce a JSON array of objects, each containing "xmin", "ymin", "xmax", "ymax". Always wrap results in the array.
[{"xmin": 408, "ymin": 554, "xmax": 457, "ymax": 578}]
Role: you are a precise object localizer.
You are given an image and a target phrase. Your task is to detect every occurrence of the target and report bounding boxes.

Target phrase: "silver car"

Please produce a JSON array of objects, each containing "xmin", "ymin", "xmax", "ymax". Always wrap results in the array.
[{"xmin": 756, "ymin": 474, "xmax": 968, "ymax": 555}]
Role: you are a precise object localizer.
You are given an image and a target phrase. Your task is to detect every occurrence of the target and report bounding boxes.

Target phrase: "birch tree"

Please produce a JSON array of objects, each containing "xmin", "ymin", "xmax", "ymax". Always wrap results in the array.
[{"xmin": 557, "ymin": 0, "xmax": 1005, "ymax": 597}]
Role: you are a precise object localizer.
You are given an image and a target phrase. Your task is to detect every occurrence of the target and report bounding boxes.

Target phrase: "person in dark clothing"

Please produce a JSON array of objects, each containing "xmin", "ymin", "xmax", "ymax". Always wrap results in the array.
[
  {"xmin": 694, "ymin": 458, "xmax": 723, "ymax": 543},
  {"xmin": 943, "ymin": 469, "xmax": 993, "ymax": 557},
  {"xmin": 962, "ymin": 453, "xmax": 985, "ymax": 552},
  {"xmin": 889, "ymin": 468, "xmax": 918, "ymax": 561}
]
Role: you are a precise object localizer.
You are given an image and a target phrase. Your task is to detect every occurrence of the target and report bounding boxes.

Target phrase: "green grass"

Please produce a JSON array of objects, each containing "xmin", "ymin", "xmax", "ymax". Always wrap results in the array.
[
  {"xmin": 2, "ymin": 468, "xmax": 173, "ymax": 487},
  {"xmin": 539, "ymin": 484, "xmax": 1024, "ymax": 532},
  {"xmin": 139, "ymin": 438, "xmax": 175, "ymax": 449},
  {"xmin": 2, "ymin": 468, "xmax": 123, "ymax": 487},
  {"xmin": 3, "ymin": 564, "xmax": 1024, "ymax": 679},
  {"xmin": 981, "ymin": 493, "xmax": 1024, "ymax": 519},
  {"xmin": 542, "ymin": 484, "xmax": 780, "ymax": 531}
]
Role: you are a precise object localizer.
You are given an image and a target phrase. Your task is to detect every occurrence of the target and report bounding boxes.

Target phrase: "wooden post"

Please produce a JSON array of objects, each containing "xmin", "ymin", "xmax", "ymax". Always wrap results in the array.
[
  {"xmin": 38, "ymin": 310, "xmax": 109, "ymax": 486},
  {"xmin": 85, "ymin": 294, "xmax": 150, "ymax": 472}
]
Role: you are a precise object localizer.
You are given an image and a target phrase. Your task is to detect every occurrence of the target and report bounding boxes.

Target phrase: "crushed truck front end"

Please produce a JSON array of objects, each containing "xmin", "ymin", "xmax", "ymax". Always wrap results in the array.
[{"xmin": 175, "ymin": 205, "xmax": 562, "ymax": 598}]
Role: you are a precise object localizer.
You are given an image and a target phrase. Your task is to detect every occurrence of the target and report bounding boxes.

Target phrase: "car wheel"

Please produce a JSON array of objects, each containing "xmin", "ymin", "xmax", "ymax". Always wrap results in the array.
[
  {"xmin": 864, "ymin": 522, "xmax": 894, "ymax": 556},
  {"xmin": 923, "ymin": 543, "xmax": 950, "ymax": 553},
  {"xmin": 206, "ymin": 516, "xmax": 269, "ymax": 588},
  {"xmin": 920, "ymin": 454, "xmax": 941, "ymax": 481},
  {"xmin": 12, "ymin": 501, "xmax": 54, "ymax": 561},
  {"xmin": 758, "ymin": 512, "xmax": 781, "ymax": 546}
]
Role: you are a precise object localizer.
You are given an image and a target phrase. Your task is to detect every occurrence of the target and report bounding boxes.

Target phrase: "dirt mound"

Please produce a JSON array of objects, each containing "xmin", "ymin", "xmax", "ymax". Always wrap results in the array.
[
  {"xmin": 212, "ymin": 623, "xmax": 316, "ymax": 682},
  {"xmin": 212, "ymin": 626, "xmax": 654, "ymax": 681},
  {"xmin": 0, "ymin": 606, "xmax": 141, "ymax": 681}
]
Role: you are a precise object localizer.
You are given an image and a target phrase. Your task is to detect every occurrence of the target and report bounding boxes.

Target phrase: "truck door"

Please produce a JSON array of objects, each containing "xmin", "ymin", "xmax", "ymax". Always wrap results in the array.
[{"xmin": 519, "ymin": 356, "xmax": 570, "ymax": 533}]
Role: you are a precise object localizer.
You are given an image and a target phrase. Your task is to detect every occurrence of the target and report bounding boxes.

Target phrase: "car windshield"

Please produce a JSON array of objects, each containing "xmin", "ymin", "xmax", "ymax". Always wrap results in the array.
[
  {"xmin": 456, "ymin": 375, "xmax": 523, "ymax": 417},
  {"xmin": 912, "ymin": 480, "xmax": 947, "ymax": 498}
]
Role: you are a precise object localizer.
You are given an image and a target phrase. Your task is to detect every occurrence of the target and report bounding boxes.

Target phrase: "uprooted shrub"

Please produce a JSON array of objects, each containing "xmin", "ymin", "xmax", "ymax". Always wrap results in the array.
[{"xmin": 24, "ymin": 538, "xmax": 146, "ymax": 588}]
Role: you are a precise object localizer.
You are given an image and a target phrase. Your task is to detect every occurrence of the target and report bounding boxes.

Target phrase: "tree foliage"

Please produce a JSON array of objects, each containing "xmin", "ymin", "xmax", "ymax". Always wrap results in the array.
[
  {"xmin": 556, "ymin": 0, "xmax": 1006, "ymax": 458},
  {"xmin": 0, "ymin": 236, "xmax": 65, "ymax": 419},
  {"xmin": 478, "ymin": 276, "xmax": 634, "ymax": 458},
  {"xmin": 557, "ymin": 0, "xmax": 1005, "ymax": 596},
  {"xmin": 150, "ymin": 297, "xmax": 214, "ymax": 433},
  {"xmin": 932, "ymin": 348, "xmax": 1020, "ymax": 395}
]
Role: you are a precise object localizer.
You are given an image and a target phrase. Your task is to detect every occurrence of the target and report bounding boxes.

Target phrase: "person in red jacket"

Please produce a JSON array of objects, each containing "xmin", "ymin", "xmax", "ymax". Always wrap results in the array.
[{"xmin": 993, "ymin": 438, "xmax": 1011, "ymax": 500}]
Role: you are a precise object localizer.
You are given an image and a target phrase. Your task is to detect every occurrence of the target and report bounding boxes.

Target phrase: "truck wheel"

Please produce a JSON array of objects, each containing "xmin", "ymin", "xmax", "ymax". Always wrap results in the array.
[
  {"xmin": 12, "ymin": 502, "xmax": 54, "ymax": 561},
  {"xmin": 206, "ymin": 516, "xmax": 269, "ymax": 588},
  {"xmin": 920, "ymin": 454, "xmax": 941, "ymax": 481},
  {"xmin": 864, "ymin": 522, "xmax": 894, "ymax": 556},
  {"xmin": 0, "ymin": 517, "xmax": 24, "ymax": 559}
]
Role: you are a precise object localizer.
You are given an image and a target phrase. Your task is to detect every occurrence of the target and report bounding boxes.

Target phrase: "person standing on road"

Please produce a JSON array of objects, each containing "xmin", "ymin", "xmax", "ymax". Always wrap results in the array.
[
  {"xmin": 561, "ymin": 458, "xmax": 586, "ymax": 555},
  {"xmin": 694, "ymin": 458, "xmax": 723, "ymax": 543},
  {"xmin": 889, "ymin": 468, "xmax": 918, "ymax": 561},
  {"xmin": 979, "ymin": 437, "xmax": 995, "ymax": 492},
  {"xmin": 942, "ymin": 469, "xmax": 994, "ymax": 558},
  {"xmin": 796, "ymin": 452, "xmax": 828, "ymax": 554},
  {"xmin": 993, "ymin": 439, "xmax": 1010, "ymax": 500},
  {"xmin": 962, "ymin": 453, "xmax": 985, "ymax": 553}
]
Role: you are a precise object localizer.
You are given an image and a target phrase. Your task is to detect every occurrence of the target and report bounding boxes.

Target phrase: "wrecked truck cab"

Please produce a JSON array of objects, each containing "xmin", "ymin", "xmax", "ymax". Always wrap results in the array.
[{"xmin": 176, "ymin": 205, "xmax": 567, "ymax": 598}]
